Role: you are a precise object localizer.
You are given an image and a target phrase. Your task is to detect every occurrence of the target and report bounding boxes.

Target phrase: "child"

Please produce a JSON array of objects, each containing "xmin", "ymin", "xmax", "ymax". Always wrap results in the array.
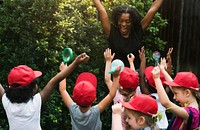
[
  {"xmin": 143, "ymin": 66, "xmax": 168, "ymax": 129},
  {"xmin": 59, "ymin": 63, "xmax": 121, "ymax": 130},
  {"xmin": 112, "ymin": 94, "xmax": 158, "ymax": 130},
  {"xmin": 104, "ymin": 48, "xmax": 138, "ymax": 103},
  {"xmin": 152, "ymin": 64, "xmax": 200, "ymax": 130},
  {"xmin": 0, "ymin": 52, "xmax": 89, "ymax": 130},
  {"xmin": 139, "ymin": 48, "xmax": 173, "ymax": 130},
  {"xmin": 104, "ymin": 48, "xmax": 139, "ymax": 130}
]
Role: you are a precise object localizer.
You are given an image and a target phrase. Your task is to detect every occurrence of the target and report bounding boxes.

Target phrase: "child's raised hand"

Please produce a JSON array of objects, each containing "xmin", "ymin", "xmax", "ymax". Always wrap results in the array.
[
  {"xmin": 166, "ymin": 47, "xmax": 173, "ymax": 68},
  {"xmin": 166, "ymin": 47, "xmax": 173, "ymax": 62},
  {"xmin": 112, "ymin": 103, "xmax": 124, "ymax": 115},
  {"xmin": 59, "ymin": 62, "xmax": 67, "ymax": 71},
  {"xmin": 127, "ymin": 53, "xmax": 135, "ymax": 63},
  {"xmin": 112, "ymin": 66, "xmax": 121, "ymax": 78},
  {"xmin": 159, "ymin": 57, "xmax": 167, "ymax": 72},
  {"xmin": 138, "ymin": 46, "xmax": 145, "ymax": 61},
  {"xmin": 104, "ymin": 48, "xmax": 115, "ymax": 62},
  {"xmin": 151, "ymin": 66, "xmax": 161, "ymax": 80},
  {"xmin": 74, "ymin": 53, "xmax": 90, "ymax": 64}
]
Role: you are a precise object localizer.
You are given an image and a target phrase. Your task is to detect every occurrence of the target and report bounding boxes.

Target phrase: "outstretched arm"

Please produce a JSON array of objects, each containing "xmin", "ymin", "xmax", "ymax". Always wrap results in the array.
[
  {"xmin": 59, "ymin": 63, "xmax": 74, "ymax": 109},
  {"xmin": 152, "ymin": 66, "xmax": 189, "ymax": 121},
  {"xmin": 40, "ymin": 53, "xmax": 90, "ymax": 103},
  {"xmin": 159, "ymin": 57, "xmax": 174, "ymax": 94},
  {"xmin": 141, "ymin": 0, "xmax": 165, "ymax": 31},
  {"xmin": 0, "ymin": 83, "xmax": 4, "ymax": 100},
  {"xmin": 104, "ymin": 48, "xmax": 115, "ymax": 90},
  {"xmin": 159, "ymin": 58, "xmax": 173, "ymax": 82},
  {"xmin": 98, "ymin": 66, "xmax": 120, "ymax": 112},
  {"xmin": 112, "ymin": 103, "xmax": 124, "ymax": 130},
  {"xmin": 59, "ymin": 78, "xmax": 73, "ymax": 109},
  {"xmin": 92, "ymin": 0, "xmax": 111, "ymax": 38},
  {"xmin": 139, "ymin": 46, "xmax": 149, "ymax": 94}
]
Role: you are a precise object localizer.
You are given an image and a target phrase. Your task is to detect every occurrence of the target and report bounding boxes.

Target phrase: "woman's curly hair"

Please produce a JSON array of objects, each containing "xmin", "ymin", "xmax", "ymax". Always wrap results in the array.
[{"xmin": 111, "ymin": 5, "xmax": 143, "ymax": 31}]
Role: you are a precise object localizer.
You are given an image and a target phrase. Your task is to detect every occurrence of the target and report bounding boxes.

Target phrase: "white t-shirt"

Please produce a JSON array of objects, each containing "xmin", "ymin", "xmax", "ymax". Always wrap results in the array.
[
  {"xmin": 151, "ymin": 93, "xmax": 168, "ymax": 129},
  {"xmin": 2, "ymin": 93, "xmax": 42, "ymax": 130}
]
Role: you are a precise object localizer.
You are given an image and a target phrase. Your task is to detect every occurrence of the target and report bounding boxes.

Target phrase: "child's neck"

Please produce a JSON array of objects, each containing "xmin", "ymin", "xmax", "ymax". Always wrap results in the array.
[
  {"xmin": 186, "ymin": 99, "xmax": 199, "ymax": 111},
  {"xmin": 79, "ymin": 106, "xmax": 91, "ymax": 113}
]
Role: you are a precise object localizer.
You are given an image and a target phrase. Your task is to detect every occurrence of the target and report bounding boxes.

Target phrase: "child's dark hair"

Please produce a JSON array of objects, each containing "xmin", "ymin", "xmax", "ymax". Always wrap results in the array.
[
  {"xmin": 111, "ymin": 5, "xmax": 142, "ymax": 30},
  {"xmin": 5, "ymin": 78, "xmax": 39, "ymax": 103},
  {"xmin": 145, "ymin": 80, "xmax": 157, "ymax": 93}
]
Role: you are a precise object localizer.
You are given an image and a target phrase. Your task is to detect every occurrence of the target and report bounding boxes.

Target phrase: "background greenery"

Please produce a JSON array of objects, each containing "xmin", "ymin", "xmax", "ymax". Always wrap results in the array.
[{"xmin": 0, "ymin": 0, "xmax": 167, "ymax": 129}]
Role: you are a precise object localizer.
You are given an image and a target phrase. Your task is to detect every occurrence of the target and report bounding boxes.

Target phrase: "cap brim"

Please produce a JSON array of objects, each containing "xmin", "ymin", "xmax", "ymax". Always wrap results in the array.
[
  {"xmin": 34, "ymin": 71, "xmax": 42, "ymax": 78},
  {"xmin": 164, "ymin": 81, "xmax": 180, "ymax": 87}
]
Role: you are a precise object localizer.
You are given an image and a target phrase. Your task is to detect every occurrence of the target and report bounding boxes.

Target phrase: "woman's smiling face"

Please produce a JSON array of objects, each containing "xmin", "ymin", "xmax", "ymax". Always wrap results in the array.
[{"xmin": 118, "ymin": 13, "xmax": 132, "ymax": 38}]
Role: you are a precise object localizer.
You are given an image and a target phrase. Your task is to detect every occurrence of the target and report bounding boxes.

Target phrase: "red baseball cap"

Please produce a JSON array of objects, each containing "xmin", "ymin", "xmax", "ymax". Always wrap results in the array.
[
  {"xmin": 119, "ymin": 67, "xmax": 139, "ymax": 91},
  {"xmin": 121, "ymin": 94, "xmax": 158, "ymax": 116},
  {"xmin": 72, "ymin": 72, "xmax": 97, "ymax": 107},
  {"xmin": 164, "ymin": 72, "xmax": 199, "ymax": 91},
  {"xmin": 144, "ymin": 66, "xmax": 165, "ymax": 88},
  {"xmin": 8, "ymin": 65, "xmax": 42, "ymax": 89}
]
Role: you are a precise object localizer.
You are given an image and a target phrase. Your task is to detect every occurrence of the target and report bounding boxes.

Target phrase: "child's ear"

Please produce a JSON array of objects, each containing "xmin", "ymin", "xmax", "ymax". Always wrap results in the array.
[
  {"xmin": 184, "ymin": 89, "xmax": 191, "ymax": 97},
  {"xmin": 137, "ymin": 116, "xmax": 146, "ymax": 126}
]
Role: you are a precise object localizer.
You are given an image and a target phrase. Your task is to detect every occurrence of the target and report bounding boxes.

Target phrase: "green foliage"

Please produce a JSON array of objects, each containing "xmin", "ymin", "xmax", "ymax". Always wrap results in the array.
[
  {"xmin": 0, "ymin": 0, "xmax": 167, "ymax": 129},
  {"xmin": 143, "ymin": 12, "xmax": 168, "ymax": 66}
]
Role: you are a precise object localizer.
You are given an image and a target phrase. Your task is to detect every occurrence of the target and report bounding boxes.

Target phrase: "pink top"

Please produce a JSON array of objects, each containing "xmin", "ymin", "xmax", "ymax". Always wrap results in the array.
[
  {"xmin": 172, "ymin": 107, "xmax": 200, "ymax": 130},
  {"xmin": 113, "ymin": 90, "xmax": 124, "ymax": 104}
]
